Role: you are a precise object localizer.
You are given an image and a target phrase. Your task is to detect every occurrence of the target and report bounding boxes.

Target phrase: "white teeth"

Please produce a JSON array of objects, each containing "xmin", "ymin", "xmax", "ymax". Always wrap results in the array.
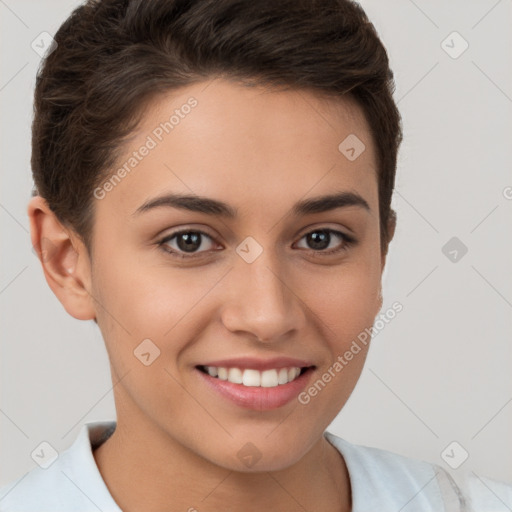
[
  {"xmin": 242, "ymin": 369, "xmax": 261, "ymax": 387},
  {"xmin": 288, "ymin": 367, "xmax": 300, "ymax": 381},
  {"xmin": 278, "ymin": 368, "xmax": 289, "ymax": 385},
  {"xmin": 228, "ymin": 367, "xmax": 243, "ymax": 384},
  {"xmin": 261, "ymin": 369, "xmax": 278, "ymax": 387},
  {"xmin": 202, "ymin": 366, "xmax": 304, "ymax": 387}
]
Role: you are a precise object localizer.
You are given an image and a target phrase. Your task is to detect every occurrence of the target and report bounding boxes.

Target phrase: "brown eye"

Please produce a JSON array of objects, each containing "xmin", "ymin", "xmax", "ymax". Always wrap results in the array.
[
  {"xmin": 295, "ymin": 229, "xmax": 355, "ymax": 255},
  {"xmin": 159, "ymin": 230, "xmax": 216, "ymax": 257}
]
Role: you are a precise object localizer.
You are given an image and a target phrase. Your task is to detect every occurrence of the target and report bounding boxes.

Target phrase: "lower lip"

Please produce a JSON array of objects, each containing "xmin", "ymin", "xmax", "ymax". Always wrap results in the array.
[{"xmin": 196, "ymin": 367, "xmax": 314, "ymax": 411}]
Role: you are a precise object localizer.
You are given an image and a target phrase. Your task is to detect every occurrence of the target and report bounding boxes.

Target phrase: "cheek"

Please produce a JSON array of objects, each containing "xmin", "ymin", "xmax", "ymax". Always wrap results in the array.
[
  {"xmin": 90, "ymin": 256, "xmax": 209, "ymax": 417},
  {"xmin": 94, "ymin": 253, "xmax": 205, "ymax": 333},
  {"xmin": 91, "ymin": 252, "xmax": 228, "ymax": 377},
  {"xmin": 296, "ymin": 264, "xmax": 379, "ymax": 421},
  {"xmin": 301, "ymin": 254, "xmax": 382, "ymax": 341},
  {"xmin": 293, "ymin": 251, "xmax": 380, "ymax": 406}
]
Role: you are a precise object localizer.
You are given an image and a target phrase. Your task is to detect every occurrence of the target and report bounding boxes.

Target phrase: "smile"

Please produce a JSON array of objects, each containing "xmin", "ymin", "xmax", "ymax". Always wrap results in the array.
[
  {"xmin": 198, "ymin": 365, "xmax": 306, "ymax": 387},
  {"xmin": 196, "ymin": 364, "xmax": 315, "ymax": 410}
]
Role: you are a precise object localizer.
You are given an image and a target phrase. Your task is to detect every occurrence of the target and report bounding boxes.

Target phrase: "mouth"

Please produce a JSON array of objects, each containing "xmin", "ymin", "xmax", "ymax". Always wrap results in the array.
[
  {"xmin": 195, "ymin": 363, "xmax": 316, "ymax": 410},
  {"xmin": 196, "ymin": 365, "xmax": 311, "ymax": 387}
]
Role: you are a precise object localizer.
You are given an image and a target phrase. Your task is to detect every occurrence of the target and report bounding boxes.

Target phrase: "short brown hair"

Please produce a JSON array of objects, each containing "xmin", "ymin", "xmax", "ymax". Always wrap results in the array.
[{"xmin": 31, "ymin": 0, "xmax": 402, "ymax": 254}]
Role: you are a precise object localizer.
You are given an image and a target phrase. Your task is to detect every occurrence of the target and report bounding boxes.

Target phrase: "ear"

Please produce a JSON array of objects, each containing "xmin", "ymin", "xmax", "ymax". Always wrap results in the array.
[
  {"xmin": 28, "ymin": 195, "xmax": 96, "ymax": 321},
  {"xmin": 376, "ymin": 209, "xmax": 397, "ymax": 311},
  {"xmin": 381, "ymin": 208, "xmax": 397, "ymax": 272}
]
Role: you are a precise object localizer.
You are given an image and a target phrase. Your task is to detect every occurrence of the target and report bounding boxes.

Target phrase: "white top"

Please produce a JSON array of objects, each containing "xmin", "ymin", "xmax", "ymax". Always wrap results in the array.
[{"xmin": 1, "ymin": 421, "xmax": 510, "ymax": 511}]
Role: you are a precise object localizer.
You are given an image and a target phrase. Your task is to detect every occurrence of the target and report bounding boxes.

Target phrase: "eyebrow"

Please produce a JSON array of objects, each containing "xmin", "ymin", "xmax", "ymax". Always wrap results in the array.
[{"xmin": 132, "ymin": 191, "xmax": 370, "ymax": 218}]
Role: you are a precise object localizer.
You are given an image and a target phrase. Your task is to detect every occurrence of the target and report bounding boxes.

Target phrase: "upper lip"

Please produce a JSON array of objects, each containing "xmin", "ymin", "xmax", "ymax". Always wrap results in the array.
[{"xmin": 197, "ymin": 356, "xmax": 315, "ymax": 371}]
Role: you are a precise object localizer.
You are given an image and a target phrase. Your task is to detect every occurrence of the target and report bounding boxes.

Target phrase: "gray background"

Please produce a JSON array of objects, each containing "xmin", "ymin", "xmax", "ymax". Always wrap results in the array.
[{"xmin": 1, "ymin": 0, "xmax": 511, "ymax": 488}]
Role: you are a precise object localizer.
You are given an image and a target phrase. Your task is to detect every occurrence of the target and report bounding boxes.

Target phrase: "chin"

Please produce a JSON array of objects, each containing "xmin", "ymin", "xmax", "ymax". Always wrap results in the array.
[{"xmin": 202, "ymin": 439, "xmax": 308, "ymax": 474}]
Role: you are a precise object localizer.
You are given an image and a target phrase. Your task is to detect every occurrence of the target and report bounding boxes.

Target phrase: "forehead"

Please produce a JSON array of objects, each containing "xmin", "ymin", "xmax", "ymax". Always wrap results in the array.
[{"xmin": 95, "ymin": 78, "xmax": 378, "ymax": 222}]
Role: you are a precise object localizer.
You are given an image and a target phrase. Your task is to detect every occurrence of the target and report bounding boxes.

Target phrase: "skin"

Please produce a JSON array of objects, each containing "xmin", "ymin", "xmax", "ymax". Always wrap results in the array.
[{"xmin": 28, "ymin": 78, "xmax": 395, "ymax": 512}]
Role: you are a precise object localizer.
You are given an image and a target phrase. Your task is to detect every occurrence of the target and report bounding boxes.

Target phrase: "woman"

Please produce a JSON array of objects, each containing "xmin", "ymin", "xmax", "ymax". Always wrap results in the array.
[{"xmin": 1, "ymin": 0, "xmax": 510, "ymax": 510}]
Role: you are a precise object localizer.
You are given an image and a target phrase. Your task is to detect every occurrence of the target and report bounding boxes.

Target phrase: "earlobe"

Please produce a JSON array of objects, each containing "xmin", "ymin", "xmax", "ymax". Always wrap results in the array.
[{"xmin": 28, "ymin": 196, "xmax": 96, "ymax": 321}]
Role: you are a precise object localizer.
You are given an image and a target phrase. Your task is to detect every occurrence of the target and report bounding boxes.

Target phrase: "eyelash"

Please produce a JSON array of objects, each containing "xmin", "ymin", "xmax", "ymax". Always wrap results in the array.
[{"xmin": 157, "ymin": 228, "xmax": 357, "ymax": 260}]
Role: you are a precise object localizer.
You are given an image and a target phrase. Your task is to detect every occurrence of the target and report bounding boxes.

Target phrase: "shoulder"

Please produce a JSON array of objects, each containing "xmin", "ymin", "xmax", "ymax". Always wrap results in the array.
[
  {"xmin": 325, "ymin": 431, "xmax": 450, "ymax": 511},
  {"xmin": 324, "ymin": 431, "xmax": 512, "ymax": 512},
  {"xmin": 0, "ymin": 464, "xmax": 68, "ymax": 511},
  {"xmin": 0, "ymin": 421, "xmax": 119, "ymax": 512},
  {"xmin": 0, "ymin": 449, "xmax": 88, "ymax": 511},
  {"xmin": 458, "ymin": 471, "xmax": 512, "ymax": 512}
]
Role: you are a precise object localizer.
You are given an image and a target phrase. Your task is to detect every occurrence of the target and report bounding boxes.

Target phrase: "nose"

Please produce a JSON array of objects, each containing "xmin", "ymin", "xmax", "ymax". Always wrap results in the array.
[{"xmin": 220, "ymin": 250, "xmax": 306, "ymax": 343}]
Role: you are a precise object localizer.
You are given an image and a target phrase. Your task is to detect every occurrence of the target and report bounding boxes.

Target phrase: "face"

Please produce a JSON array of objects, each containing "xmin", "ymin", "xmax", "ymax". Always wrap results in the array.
[{"xmin": 55, "ymin": 79, "xmax": 388, "ymax": 471}]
